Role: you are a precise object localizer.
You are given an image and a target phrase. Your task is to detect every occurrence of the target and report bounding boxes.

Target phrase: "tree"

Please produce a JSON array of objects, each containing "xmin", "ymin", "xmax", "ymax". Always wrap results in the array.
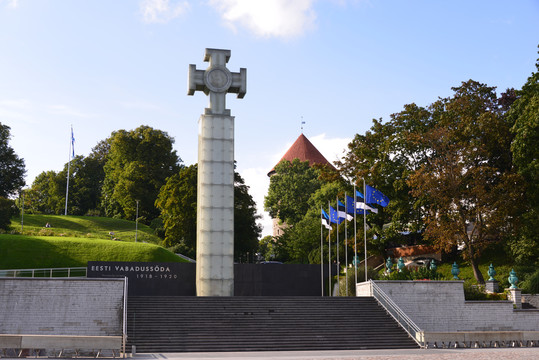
[
  {"xmin": 336, "ymin": 104, "xmax": 433, "ymax": 251},
  {"xmin": 0, "ymin": 123, "xmax": 25, "ymax": 198},
  {"xmin": 0, "ymin": 196, "xmax": 16, "ymax": 230},
  {"xmin": 102, "ymin": 125, "xmax": 181, "ymax": 222},
  {"xmin": 155, "ymin": 165, "xmax": 198, "ymax": 256},
  {"xmin": 507, "ymin": 48, "xmax": 539, "ymax": 265},
  {"xmin": 264, "ymin": 159, "xmax": 325, "ymax": 227},
  {"xmin": 26, "ymin": 170, "xmax": 64, "ymax": 214},
  {"xmin": 407, "ymin": 80, "xmax": 523, "ymax": 284},
  {"xmin": 156, "ymin": 164, "xmax": 262, "ymax": 262}
]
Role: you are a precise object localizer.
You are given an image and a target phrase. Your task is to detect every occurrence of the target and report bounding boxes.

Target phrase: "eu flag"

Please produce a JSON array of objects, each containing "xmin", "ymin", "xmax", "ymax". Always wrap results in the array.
[
  {"xmin": 365, "ymin": 185, "xmax": 390, "ymax": 207},
  {"xmin": 329, "ymin": 206, "xmax": 344, "ymax": 224}
]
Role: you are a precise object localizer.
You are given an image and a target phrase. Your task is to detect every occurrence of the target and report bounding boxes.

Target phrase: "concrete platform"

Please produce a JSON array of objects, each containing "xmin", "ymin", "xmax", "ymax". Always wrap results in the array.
[{"xmin": 127, "ymin": 348, "xmax": 539, "ymax": 360}]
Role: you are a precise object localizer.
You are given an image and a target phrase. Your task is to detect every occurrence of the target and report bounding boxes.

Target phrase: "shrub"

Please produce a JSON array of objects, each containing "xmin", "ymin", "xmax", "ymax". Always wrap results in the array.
[
  {"xmin": 339, "ymin": 267, "xmax": 378, "ymax": 296},
  {"xmin": 521, "ymin": 269, "xmax": 539, "ymax": 294},
  {"xmin": 463, "ymin": 282, "xmax": 507, "ymax": 300},
  {"xmin": 380, "ymin": 266, "xmax": 445, "ymax": 281}
]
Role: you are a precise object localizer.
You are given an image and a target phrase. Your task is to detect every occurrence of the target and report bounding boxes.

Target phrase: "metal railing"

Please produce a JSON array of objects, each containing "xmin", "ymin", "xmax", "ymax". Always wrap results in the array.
[
  {"xmin": 0, "ymin": 267, "xmax": 87, "ymax": 278},
  {"xmin": 370, "ymin": 280, "xmax": 424, "ymax": 348}
]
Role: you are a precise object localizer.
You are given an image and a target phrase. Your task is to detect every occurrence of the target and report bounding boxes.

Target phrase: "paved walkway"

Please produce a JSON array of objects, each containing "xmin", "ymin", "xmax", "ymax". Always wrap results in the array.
[{"xmin": 131, "ymin": 348, "xmax": 539, "ymax": 360}]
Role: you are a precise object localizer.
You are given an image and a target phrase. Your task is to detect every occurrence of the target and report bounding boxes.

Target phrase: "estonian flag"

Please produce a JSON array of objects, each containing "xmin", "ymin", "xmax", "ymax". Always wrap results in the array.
[
  {"xmin": 321, "ymin": 209, "xmax": 331, "ymax": 230},
  {"xmin": 365, "ymin": 185, "xmax": 390, "ymax": 207},
  {"xmin": 338, "ymin": 200, "xmax": 353, "ymax": 221},
  {"xmin": 346, "ymin": 195, "xmax": 369, "ymax": 215},
  {"xmin": 355, "ymin": 190, "xmax": 378, "ymax": 213}
]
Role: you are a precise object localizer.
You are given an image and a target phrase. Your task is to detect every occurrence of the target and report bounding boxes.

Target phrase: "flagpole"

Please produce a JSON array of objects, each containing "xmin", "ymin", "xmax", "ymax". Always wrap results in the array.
[
  {"xmin": 344, "ymin": 193, "xmax": 348, "ymax": 296},
  {"xmin": 354, "ymin": 185, "xmax": 357, "ymax": 286},
  {"xmin": 64, "ymin": 126, "xmax": 73, "ymax": 216},
  {"xmin": 364, "ymin": 178, "xmax": 368, "ymax": 282},
  {"xmin": 336, "ymin": 196, "xmax": 340, "ymax": 296},
  {"xmin": 328, "ymin": 201, "xmax": 331, "ymax": 296},
  {"xmin": 320, "ymin": 206, "xmax": 324, "ymax": 296}
]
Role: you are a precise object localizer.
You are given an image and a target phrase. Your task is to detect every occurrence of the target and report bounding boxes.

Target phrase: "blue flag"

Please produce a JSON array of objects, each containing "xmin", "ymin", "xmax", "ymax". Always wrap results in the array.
[
  {"xmin": 71, "ymin": 127, "xmax": 75, "ymax": 158},
  {"xmin": 365, "ymin": 185, "xmax": 390, "ymax": 207},
  {"xmin": 329, "ymin": 206, "xmax": 344, "ymax": 224},
  {"xmin": 346, "ymin": 195, "xmax": 368, "ymax": 215}
]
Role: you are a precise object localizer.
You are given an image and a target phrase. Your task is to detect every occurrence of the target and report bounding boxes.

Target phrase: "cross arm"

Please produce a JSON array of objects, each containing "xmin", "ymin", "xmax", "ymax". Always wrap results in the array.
[
  {"xmin": 229, "ymin": 68, "xmax": 247, "ymax": 99},
  {"xmin": 187, "ymin": 64, "xmax": 205, "ymax": 96}
]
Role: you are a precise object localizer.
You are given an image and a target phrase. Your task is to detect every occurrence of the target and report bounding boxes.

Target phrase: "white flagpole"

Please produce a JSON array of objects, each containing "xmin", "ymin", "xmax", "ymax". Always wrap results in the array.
[
  {"xmin": 364, "ymin": 178, "xmax": 368, "ymax": 282},
  {"xmin": 64, "ymin": 126, "xmax": 73, "ymax": 216},
  {"xmin": 354, "ymin": 185, "xmax": 357, "ymax": 286},
  {"xmin": 320, "ymin": 206, "xmax": 324, "ymax": 296},
  {"xmin": 336, "ymin": 196, "xmax": 340, "ymax": 296},
  {"xmin": 344, "ymin": 193, "xmax": 348, "ymax": 296}
]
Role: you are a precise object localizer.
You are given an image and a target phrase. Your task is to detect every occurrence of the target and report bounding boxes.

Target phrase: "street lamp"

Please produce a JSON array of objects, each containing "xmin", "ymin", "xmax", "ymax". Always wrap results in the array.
[{"xmin": 135, "ymin": 200, "xmax": 139, "ymax": 242}]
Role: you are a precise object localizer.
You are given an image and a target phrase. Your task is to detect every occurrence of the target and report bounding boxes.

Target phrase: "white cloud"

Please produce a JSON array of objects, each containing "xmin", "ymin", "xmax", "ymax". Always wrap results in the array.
[
  {"xmin": 140, "ymin": 0, "xmax": 190, "ymax": 23},
  {"xmin": 3, "ymin": 0, "xmax": 19, "ymax": 8},
  {"xmin": 208, "ymin": 0, "xmax": 317, "ymax": 39},
  {"xmin": 48, "ymin": 105, "xmax": 94, "ymax": 118}
]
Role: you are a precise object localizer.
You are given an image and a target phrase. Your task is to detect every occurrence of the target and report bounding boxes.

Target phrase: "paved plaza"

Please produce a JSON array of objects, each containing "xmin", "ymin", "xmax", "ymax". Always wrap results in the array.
[{"xmin": 129, "ymin": 348, "xmax": 539, "ymax": 360}]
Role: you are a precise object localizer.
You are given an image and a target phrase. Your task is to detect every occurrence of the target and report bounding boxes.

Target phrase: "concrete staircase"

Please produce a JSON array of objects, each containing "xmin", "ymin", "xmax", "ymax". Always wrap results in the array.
[{"xmin": 126, "ymin": 296, "xmax": 419, "ymax": 352}]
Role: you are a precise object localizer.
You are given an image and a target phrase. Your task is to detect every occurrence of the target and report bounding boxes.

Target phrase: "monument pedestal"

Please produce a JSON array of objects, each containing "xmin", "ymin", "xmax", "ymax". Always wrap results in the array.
[
  {"xmin": 485, "ymin": 280, "xmax": 499, "ymax": 293},
  {"xmin": 196, "ymin": 112, "xmax": 235, "ymax": 296}
]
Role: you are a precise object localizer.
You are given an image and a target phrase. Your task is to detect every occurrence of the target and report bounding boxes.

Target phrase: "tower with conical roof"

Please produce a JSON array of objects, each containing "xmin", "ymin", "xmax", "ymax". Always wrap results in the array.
[{"xmin": 267, "ymin": 134, "xmax": 334, "ymax": 236}]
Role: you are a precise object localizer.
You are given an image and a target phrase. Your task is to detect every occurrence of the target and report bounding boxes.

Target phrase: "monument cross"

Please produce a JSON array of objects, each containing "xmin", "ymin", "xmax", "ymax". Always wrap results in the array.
[
  {"xmin": 188, "ymin": 48, "xmax": 246, "ymax": 115},
  {"xmin": 188, "ymin": 48, "xmax": 246, "ymax": 296}
]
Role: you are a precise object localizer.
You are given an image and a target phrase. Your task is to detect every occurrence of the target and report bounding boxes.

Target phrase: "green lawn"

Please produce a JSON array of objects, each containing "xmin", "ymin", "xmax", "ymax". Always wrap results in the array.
[
  {"xmin": 0, "ymin": 234, "xmax": 186, "ymax": 270},
  {"xmin": 11, "ymin": 214, "xmax": 161, "ymax": 243}
]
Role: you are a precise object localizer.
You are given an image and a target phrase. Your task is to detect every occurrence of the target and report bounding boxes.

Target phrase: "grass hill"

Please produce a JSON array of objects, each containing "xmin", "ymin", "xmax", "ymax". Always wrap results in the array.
[
  {"xmin": 1, "ymin": 215, "xmax": 185, "ymax": 270},
  {"xmin": 10, "ymin": 214, "xmax": 161, "ymax": 243}
]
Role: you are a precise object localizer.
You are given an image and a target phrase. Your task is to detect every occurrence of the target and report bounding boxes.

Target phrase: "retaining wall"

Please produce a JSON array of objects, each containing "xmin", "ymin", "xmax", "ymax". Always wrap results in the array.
[
  {"xmin": 357, "ymin": 280, "xmax": 539, "ymax": 332},
  {"xmin": 0, "ymin": 278, "xmax": 125, "ymax": 336}
]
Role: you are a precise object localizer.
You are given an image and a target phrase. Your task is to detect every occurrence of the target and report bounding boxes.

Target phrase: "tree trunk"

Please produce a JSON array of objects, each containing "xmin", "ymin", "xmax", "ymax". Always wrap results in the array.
[{"xmin": 467, "ymin": 245, "xmax": 485, "ymax": 284}]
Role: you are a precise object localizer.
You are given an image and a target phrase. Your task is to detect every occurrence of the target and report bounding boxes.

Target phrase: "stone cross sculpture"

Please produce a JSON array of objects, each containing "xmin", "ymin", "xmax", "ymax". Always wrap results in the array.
[{"xmin": 188, "ymin": 48, "xmax": 246, "ymax": 296}]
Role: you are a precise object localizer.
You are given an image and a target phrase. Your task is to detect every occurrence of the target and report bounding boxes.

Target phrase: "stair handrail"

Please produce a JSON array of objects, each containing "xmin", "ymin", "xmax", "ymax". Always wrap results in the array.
[
  {"xmin": 0, "ymin": 267, "xmax": 87, "ymax": 278},
  {"xmin": 370, "ymin": 280, "xmax": 424, "ymax": 348}
]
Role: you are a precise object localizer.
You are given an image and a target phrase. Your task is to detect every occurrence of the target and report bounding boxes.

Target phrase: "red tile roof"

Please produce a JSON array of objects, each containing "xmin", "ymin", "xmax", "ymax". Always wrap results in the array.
[{"xmin": 268, "ymin": 134, "xmax": 335, "ymax": 176}]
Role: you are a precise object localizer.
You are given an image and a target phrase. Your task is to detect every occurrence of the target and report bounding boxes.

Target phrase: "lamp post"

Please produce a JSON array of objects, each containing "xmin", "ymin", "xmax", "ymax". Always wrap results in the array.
[{"xmin": 135, "ymin": 200, "xmax": 139, "ymax": 242}]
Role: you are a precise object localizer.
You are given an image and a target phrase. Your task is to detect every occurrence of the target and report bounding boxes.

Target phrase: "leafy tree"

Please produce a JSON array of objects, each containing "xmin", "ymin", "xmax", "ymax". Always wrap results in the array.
[
  {"xmin": 26, "ymin": 170, "xmax": 65, "ymax": 214},
  {"xmin": 264, "ymin": 159, "xmax": 325, "ymax": 227},
  {"xmin": 156, "ymin": 164, "xmax": 262, "ymax": 262},
  {"xmin": 0, "ymin": 196, "xmax": 16, "ymax": 230},
  {"xmin": 336, "ymin": 104, "xmax": 433, "ymax": 251},
  {"xmin": 0, "ymin": 123, "xmax": 25, "ymax": 198},
  {"xmin": 507, "ymin": 49, "xmax": 539, "ymax": 265},
  {"xmin": 156, "ymin": 165, "xmax": 197, "ymax": 256},
  {"xmin": 102, "ymin": 125, "xmax": 181, "ymax": 222},
  {"xmin": 407, "ymin": 80, "xmax": 523, "ymax": 284}
]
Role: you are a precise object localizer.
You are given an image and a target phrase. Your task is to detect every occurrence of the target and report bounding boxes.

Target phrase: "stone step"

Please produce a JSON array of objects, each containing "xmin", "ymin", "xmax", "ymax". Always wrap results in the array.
[{"xmin": 126, "ymin": 296, "xmax": 419, "ymax": 352}]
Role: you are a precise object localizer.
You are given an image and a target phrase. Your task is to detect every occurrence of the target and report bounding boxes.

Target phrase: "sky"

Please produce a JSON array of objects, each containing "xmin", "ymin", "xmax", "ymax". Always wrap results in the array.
[{"xmin": 1, "ymin": 0, "xmax": 538, "ymax": 237}]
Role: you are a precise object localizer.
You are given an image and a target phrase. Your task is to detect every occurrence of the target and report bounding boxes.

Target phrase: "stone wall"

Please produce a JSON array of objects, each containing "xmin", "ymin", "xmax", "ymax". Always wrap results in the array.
[
  {"xmin": 0, "ymin": 278, "xmax": 125, "ymax": 336},
  {"xmin": 357, "ymin": 280, "xmax": 539, "ymax": 332}
]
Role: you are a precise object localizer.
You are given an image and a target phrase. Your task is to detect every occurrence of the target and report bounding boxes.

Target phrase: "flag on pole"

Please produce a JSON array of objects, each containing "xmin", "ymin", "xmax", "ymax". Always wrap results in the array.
[
  {"xmin": 337, "ymin": 200, "xmax": 353, "ymax": 221},
  {"xmin": 71, "ymin": 126, "xmax": 75, "ymax": 158},
  {"xmin": 346, "ymin": 195, "xmax": 370, "ymax": 215},
  {"xmin": 355, "ymin": 191, "xmax": 378, "ymax": 213},
  {"xmin": 329, "ymin": 206, "xmax": 344, "ymax": 224},
  {"xmin": 321, "ymin": 209, "xmax": 331, "ymax": 230},
  {"xmin": 365, "ymin": 185, "xmax": 390, "ymax": 207}
]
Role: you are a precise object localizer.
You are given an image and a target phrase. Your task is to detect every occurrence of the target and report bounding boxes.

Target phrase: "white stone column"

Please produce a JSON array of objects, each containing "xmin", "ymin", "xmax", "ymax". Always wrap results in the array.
[{"xmin": 196, "ymin": 113, "xmax": 235, "ymax": 296}]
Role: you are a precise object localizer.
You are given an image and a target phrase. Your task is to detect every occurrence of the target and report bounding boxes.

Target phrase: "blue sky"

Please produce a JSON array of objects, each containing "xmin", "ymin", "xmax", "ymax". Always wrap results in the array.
[{"xmin": 1, "ymin": 0, "xmax": 538, "ymax": 236}]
